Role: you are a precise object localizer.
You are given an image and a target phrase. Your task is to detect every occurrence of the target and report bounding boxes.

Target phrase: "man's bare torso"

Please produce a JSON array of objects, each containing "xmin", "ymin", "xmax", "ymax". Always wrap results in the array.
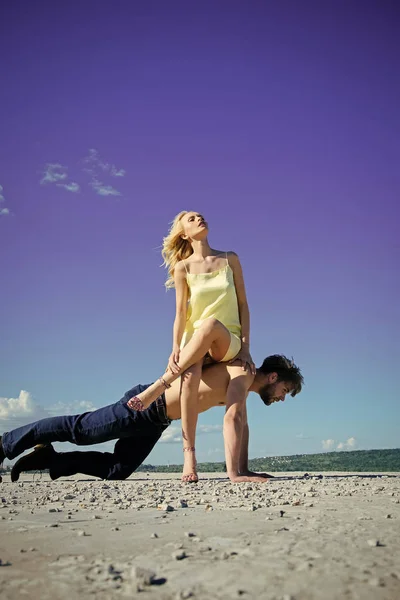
[{"xmin": 165, "ymin": 363, "xmax": 232, "ymax": 421}]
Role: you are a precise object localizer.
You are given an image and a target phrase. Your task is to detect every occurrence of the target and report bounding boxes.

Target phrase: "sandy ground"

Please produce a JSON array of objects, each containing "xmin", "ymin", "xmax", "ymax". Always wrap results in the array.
[{"xmin": 0, "ymin": 471, "xmax": 399, "ymax": 600}]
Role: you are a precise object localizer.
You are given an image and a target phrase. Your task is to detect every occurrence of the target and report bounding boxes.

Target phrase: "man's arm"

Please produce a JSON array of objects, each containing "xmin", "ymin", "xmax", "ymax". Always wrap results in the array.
[
  {"xmin": 238, "ymin": 405, "xmax": 273, "ymax": 479},
  {"xmin": 223, "ymin": 367, "xmax": 270, "ymax": 484}
]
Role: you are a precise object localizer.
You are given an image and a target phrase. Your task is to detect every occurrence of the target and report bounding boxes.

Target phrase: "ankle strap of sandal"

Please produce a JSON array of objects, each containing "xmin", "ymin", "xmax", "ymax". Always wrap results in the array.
[
  {"xmin": 183, "ymin": 446, "xmax": 195, "ymax": 452},
  {"xmin": 127, "ymin": 396, "xmax": 145, "ymax": 411}
]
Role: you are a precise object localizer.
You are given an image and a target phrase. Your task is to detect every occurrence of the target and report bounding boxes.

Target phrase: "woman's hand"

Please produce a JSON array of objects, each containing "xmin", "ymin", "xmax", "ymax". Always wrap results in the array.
[
  {"xmin": 167, "ymin": 346, "xmax": 181, "ymax": 374},
  {"xmin": 230, "ymin": 346, "xmax": 256, "ymax": 375}
]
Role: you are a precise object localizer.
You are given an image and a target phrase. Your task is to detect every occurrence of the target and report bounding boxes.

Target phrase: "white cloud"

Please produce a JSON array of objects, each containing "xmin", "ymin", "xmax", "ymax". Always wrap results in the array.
[
  {"xmin": 159, "ymin": 423, "xmax": 222, "ymax": 444},
  {"xmin": 337, "ymin": 437, "xmax": 356, "ymax": 451},
  {"xmin": 111, "ymin": 166, "xmax": 126, "ymax": 177},
  {"xmin": 47, "ymin": 400, "xmax": 96, "ymax": 416},
  {"xmin": 159, "ymin": 425, "xmax": 182, "ymax": 444},
  {"xmin": 83, "ymin": 149, "xmax": 125, "ymax": 178},
  {"xmin": 0, "ymin": 390, "xmax": 96, "ymax": 433},
  {"xmin": 40, "ymin": 163, "xmax": 68, "ymax": 185},
  {"xmin": 0, "ymin": 184, "xmax": 11, "ymax": 216},
  {"xmin": 56, "ymin": 182, "xmax": 80, "ymax": 193},
  {"xmin": 0, "ymin": 391, "xmax": 49, "ymax": 428},
  {"xmin": 40, "ymin": 164, "xmax": 79, "ymax": 193},
  {"xmin": 39, "ymin": 150, "xmax": 125, "ymax": 200},
  {"xmin": 198, "ymin": 424, "xmax": 222, "ymax": 434},
  {"xmin": 322, "ymin": 437, "xmax": 357, "ymax": 451},
  {"xmin": 322, "ymin": 439, "xmax": 335, "ymax": 451},
  {"xmin": 90, "ymin": 180, "xmax": 121, "ymax": 197},
  {"xmin": 83, "ymin": 149, "xmax": 125, "ymax": 197}
]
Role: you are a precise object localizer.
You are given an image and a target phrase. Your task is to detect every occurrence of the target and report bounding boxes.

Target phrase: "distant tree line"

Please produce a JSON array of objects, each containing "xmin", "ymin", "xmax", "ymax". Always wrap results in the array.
[
  {"xmin": 1, "ymin": 448, "xmax": 399, "ymax": 476},
  {"xmin": 136, "ymin": 448, "xmax": 400, "ymax": 473}
]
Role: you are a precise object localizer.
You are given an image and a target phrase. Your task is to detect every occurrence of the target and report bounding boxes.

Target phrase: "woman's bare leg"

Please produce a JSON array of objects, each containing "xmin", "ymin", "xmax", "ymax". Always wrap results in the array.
[
  {"xmin": 180, "ymin": 360, "xmax": 202, "ymax": 483},
  {"xmin": 130, "ymin": 318, "xmax": 231, "ymax": 409}
]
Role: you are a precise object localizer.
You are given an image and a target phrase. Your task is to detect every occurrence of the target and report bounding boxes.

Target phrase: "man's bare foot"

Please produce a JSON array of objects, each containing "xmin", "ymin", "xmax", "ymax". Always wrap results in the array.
[{"xmin": 181, "ymin": 447, "xmax": 198, "ymax": 483}]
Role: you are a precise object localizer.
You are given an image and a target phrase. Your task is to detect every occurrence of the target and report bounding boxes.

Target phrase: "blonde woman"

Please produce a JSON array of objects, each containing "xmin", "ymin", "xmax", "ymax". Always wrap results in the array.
[{"xmin": 127, "ymin": 211, "xmax": 255, "ymax": 482}]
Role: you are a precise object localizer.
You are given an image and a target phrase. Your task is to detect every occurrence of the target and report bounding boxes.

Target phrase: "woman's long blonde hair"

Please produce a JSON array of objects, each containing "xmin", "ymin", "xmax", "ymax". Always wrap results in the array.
[{"xmin": 162, "ymin": 211, "xmax": 194, "ymax": 289}]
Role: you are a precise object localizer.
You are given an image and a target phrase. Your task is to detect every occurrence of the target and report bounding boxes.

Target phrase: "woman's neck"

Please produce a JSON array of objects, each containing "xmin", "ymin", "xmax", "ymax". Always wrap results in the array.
[{"xmin": 190, "ymin": 238, "xmax": 214, "ymax": 259}]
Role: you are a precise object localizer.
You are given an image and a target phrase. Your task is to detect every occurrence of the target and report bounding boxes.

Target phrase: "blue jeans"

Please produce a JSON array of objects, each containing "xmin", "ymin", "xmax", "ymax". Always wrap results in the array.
[{"xmin": 2, "ymin": 384, "xmax": 171, "ymax": 480}]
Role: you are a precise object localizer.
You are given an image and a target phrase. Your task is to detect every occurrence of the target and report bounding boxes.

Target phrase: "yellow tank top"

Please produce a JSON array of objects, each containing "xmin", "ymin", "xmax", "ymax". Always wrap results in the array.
[{"xmin": 181, "ymin": 254, "xmax": 241, "ymax": 347}]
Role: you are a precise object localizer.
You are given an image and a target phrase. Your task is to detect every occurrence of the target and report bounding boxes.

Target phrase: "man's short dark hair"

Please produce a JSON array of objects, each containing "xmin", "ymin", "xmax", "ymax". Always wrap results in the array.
[{"xmin": 258, "ymin": 355, "xmax": 304, "ymax": 397}]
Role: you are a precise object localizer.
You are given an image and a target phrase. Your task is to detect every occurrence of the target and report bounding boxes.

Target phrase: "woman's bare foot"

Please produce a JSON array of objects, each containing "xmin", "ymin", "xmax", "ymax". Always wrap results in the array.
[{"xmin": 181, "ymin": 447, "xmax": 198, "ymax": 483}]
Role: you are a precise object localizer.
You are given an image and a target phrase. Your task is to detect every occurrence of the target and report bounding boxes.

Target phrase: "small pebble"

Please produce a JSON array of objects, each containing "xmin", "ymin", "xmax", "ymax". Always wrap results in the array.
[
  {"xmin": 177, "ymin": 590, "xmax": 193, "ymax": 599},
  {"xmin": 131, "ymin": 566, "xmax": 156, "ymax": 585},
  {"xmin": 158, "ymin": 504, "xmax": 174, "ymax": 512},
  {"xmin": 77, "ymin": 530, "xmax": 88, "ymax": 537},
  {"xmin": 368, "ymin": 577, "xmax": 385, "ymax": 587},
  {"xmin": 172, "ymin": 550, "xmax": 187, "ymax": 560}
]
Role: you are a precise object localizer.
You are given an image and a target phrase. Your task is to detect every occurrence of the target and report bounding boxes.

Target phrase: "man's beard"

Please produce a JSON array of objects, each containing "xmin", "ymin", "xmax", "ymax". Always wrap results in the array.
[{"xmin": 259, "ymin": 382, "xmax": 277, "ymax": 406}]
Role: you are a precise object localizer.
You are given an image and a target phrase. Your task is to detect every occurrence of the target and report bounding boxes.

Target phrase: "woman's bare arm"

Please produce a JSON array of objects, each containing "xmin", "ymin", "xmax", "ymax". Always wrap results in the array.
[
  {"xmin": 228, "ymin": 252, "xmax": 255, "ymax": 374},
  {"xmin": 168, "ymin": 262, "xmax": 189, "ymax": 373}
]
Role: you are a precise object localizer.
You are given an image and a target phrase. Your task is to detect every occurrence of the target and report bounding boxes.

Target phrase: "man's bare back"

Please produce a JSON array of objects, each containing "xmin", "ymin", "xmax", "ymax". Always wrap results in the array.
[{"xmin": 165, "ymin": 362, "xmax": 245, "ymax": 420}]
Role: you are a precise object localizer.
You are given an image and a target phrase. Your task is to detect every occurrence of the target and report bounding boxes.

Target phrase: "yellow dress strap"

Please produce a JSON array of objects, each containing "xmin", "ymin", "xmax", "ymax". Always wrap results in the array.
[{"xmin": 182, "ymin": 259, "xmax": 189, "ymax": 274}]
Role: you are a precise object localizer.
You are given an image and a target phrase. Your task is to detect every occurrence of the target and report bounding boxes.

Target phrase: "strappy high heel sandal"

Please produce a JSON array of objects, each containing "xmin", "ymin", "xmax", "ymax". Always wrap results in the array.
[
  {"xmin": 181, "ymin": 447, "xmax": 198, "ymax": 483},
  {"xmin": 127, "ymin": 377, "xmax": 172, "ymax": 411}
]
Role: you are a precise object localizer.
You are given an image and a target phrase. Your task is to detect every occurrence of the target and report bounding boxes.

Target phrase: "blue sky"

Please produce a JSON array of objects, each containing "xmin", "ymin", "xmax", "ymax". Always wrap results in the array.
[{"xmin": 1, "ymin": 1, "xmax": 399, "ymax": 465}]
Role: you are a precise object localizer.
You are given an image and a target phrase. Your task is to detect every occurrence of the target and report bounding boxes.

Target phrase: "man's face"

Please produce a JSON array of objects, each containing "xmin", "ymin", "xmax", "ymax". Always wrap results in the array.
[{"xmin": 259, "ymin": 380, "xmax": 293, "ymax": 406}]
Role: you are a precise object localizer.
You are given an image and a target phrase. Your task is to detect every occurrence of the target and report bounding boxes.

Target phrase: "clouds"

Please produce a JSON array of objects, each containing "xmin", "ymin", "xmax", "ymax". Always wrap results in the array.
[
  {"xmin": 322, "ymin": 437, "xmax": 357, "ymax": 451},
  {"xmin": 0, "ymin": 390, "xmax": 96, "ymax": 432},
  {"xmin": 2, "ymin": 149, "xmax": 125, "ymax": 221},
  {"xmin": 159, "ymin": 425, "xmax": 182, "ymax": 444},
  {"xmin": 0, "ymin": 184, "xmax": 10, "ymax": 216},
  {"xmin": 40, "ymin": 163, "xmax": 81, "ymax": 194},
  {"xmin": 83, "ymin": 149, "xmax": 124, "ymax": 197},
  {"xmin": 0, "ymin": 390, "xmax": 49, "ymax": 428},
  {"xmin": 337, "ymin": 437, "xmax": 356, "ymax": 450},
  {"xmin": 159, "ymin": 423, "xmax": 222, "ymax": 444},
  {"xmin": 40, "ymin": 149, "xmax": 125, "ymax": 198},
  {"xmin": 322, "ymin": 439, "xmax": 335, "ymax": 451}
]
